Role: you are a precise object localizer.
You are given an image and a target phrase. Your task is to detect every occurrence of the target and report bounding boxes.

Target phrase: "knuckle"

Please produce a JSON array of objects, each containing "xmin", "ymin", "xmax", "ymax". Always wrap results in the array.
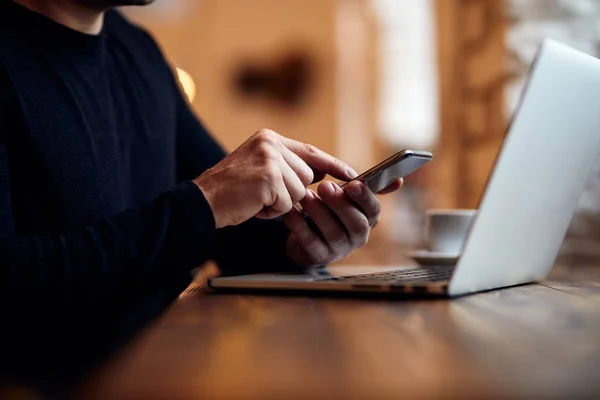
[
  {"xmin": 279, "ymin": 199, "xmax": 293, "ymax": 214},
  {"xmin": 299, "ymin": 166, "xmax": 314, "ymax": 187},
  {"xmin": 262, "ymin": 163, "xmax": 281, "ymax": 184},
  {"xmin": 328, "ymin": 231, "xmax": 347, "ymax": 246},
  {"xmin": 283, "ymin": 193, "xmax": 294, "ymax": 208},
  {"xmin": 290, "ymin": 187, "xmax": 306, "ymax": 204},
  {"xmin": 332, "ymin": 158, "xmax": 344, "ymax": 171},
  {"xmin": 261, "ymin": 189, "xmax": 275, "ymax": 207},
  {"xmin": 355, "ymin": 217, "xmax": 370, "ymax": 236},
  {"xmin": 256, "ymin": 141, "xmax": 278, "ymax": 160},
  {"xmin": 252, "ymin": 130, "xmax": 281, "ymax": 160},
  {"xmin": 304, "ymin": 144, "xmax": 319, "ymax": 157},
  {"xmin": 255, "ymin": 129, "xmax": 279, "ymax": 144},
  {"xmin": 371, "ymin": 198, "xmax": 382, "ymax": 215}
]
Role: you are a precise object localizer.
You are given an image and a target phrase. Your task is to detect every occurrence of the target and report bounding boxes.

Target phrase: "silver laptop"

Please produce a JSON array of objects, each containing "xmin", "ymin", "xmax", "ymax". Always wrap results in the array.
[{"xmin": 208, "ymin": 39, "xmax": 600, "ymax": 297}]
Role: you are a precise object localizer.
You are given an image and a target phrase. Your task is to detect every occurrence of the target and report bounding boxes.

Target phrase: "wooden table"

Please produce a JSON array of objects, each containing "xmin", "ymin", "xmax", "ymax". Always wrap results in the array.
[{"xmin": 2, "ymin": 264, "xmax": 593, "ymax": 399}]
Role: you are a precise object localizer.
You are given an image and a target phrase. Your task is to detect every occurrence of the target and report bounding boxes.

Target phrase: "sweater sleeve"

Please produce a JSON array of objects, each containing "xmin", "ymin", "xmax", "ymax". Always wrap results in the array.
[{"xmin": 0, "ymin": 95, "xmax": 217, "ymax": 317}]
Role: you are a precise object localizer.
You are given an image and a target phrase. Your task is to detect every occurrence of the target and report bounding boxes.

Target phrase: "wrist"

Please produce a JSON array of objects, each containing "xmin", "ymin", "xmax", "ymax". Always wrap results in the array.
[{"xmin": 193, "ymin": 174, "xmax": 221, "ymax": 229}]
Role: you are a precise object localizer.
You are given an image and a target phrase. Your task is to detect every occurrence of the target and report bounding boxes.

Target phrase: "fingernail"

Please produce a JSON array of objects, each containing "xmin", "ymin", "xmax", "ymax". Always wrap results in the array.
[
  {"xmin": 329, "ymin": 181, "xmax": 340, "ymax": 192},
  {"xmin": 346, "ymin": 166, "xmax": 358, "ymax": 179},
  {"xmin": 347, "ymin": 183, "xmax": 362, "ymax": 197}
]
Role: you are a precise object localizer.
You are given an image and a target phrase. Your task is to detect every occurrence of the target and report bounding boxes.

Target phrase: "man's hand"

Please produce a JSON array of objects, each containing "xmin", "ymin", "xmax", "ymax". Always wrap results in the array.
[
  {"xmin": 194, "ymin": 129, "xmax": 357, "ymax": 228},
  {"xmin": 283, "ymin": 178, "xmax": 403, "ymax": 267}
]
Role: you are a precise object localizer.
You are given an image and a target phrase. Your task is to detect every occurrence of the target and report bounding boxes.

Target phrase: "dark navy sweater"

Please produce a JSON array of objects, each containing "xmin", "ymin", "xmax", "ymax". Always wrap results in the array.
[{"xmin": 0, "ymin": 0, "xmax": 291, "ymax": 381}]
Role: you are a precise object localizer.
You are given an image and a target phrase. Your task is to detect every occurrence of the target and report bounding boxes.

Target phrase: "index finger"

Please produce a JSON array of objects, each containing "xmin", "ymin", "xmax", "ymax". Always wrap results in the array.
[{"xmin": 280, "ymin": 137, "xmax": 357, "ymax": 181}]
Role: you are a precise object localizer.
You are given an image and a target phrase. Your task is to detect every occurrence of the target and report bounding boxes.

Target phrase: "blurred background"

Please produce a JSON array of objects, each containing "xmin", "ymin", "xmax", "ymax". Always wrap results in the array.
[{"xmin": 123, "ymin": 0, "xmax": 600, "ymax": 266}]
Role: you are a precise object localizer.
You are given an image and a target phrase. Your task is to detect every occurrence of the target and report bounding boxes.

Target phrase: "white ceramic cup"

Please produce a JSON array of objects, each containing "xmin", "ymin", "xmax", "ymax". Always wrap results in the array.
[{"xmin": 425, "ymin": 209, "xmax": 477, "ymax": 254}]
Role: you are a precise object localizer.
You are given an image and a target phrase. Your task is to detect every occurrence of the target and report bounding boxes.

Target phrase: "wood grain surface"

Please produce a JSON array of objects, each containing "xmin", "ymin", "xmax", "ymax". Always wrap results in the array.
[{"xmin": 60, "ymin": 264, "xmax": 600, "ymax": 400}]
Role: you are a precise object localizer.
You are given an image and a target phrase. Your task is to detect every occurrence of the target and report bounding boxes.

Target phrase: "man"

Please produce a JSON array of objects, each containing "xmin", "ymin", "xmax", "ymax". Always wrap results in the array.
[{"xmin": 0, "ymin": 0, "xmax": 402, "ymax": 383}]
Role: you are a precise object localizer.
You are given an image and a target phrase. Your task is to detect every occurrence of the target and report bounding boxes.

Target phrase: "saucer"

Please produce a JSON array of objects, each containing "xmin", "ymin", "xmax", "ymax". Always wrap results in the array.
[{"xmin": 407, "ymin": 249, "xmax": 460, "ymax": 266}]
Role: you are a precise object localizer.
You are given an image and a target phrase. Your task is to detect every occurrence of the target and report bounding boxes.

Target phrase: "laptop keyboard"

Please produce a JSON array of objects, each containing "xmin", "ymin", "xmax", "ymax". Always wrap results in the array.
[{"xmin": 332, "ymin": 266, "xmax": 453, "ymax": 284}]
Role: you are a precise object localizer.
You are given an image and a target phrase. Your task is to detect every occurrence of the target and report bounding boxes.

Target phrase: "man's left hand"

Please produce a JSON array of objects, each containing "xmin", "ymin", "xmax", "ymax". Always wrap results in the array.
[{"xmin": 283, "ymin": 178, "xmax": 403, "ymax": 267}]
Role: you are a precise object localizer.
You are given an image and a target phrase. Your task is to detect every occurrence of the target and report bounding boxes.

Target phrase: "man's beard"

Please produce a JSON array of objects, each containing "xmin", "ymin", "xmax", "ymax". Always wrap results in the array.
[{"xmin": 78, "ymin": 0, "xmax": 157, "ymax": 8}]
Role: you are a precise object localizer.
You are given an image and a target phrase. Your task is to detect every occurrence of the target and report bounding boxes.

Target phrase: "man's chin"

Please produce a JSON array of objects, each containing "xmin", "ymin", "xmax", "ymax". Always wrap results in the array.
[
  {"xmin": 82, "ymin": 0, "xmax": 157, "ymax": 7},
  {"xmin": 121, "ymin": 0, "xmax": 157, "ymax": 5}
]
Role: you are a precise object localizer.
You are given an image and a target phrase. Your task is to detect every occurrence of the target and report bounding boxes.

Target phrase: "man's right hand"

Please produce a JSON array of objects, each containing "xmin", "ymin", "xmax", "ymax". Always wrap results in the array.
[{"xmin": 193, "ymin": 129, "xmax": 357, "ymax": 229}]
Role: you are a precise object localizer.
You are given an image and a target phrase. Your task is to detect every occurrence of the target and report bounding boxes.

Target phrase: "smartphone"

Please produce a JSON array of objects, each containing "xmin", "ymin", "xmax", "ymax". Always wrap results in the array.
[{"xmin": 341, "ymin": 149, "xmax": 433, "ymax": 193}]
